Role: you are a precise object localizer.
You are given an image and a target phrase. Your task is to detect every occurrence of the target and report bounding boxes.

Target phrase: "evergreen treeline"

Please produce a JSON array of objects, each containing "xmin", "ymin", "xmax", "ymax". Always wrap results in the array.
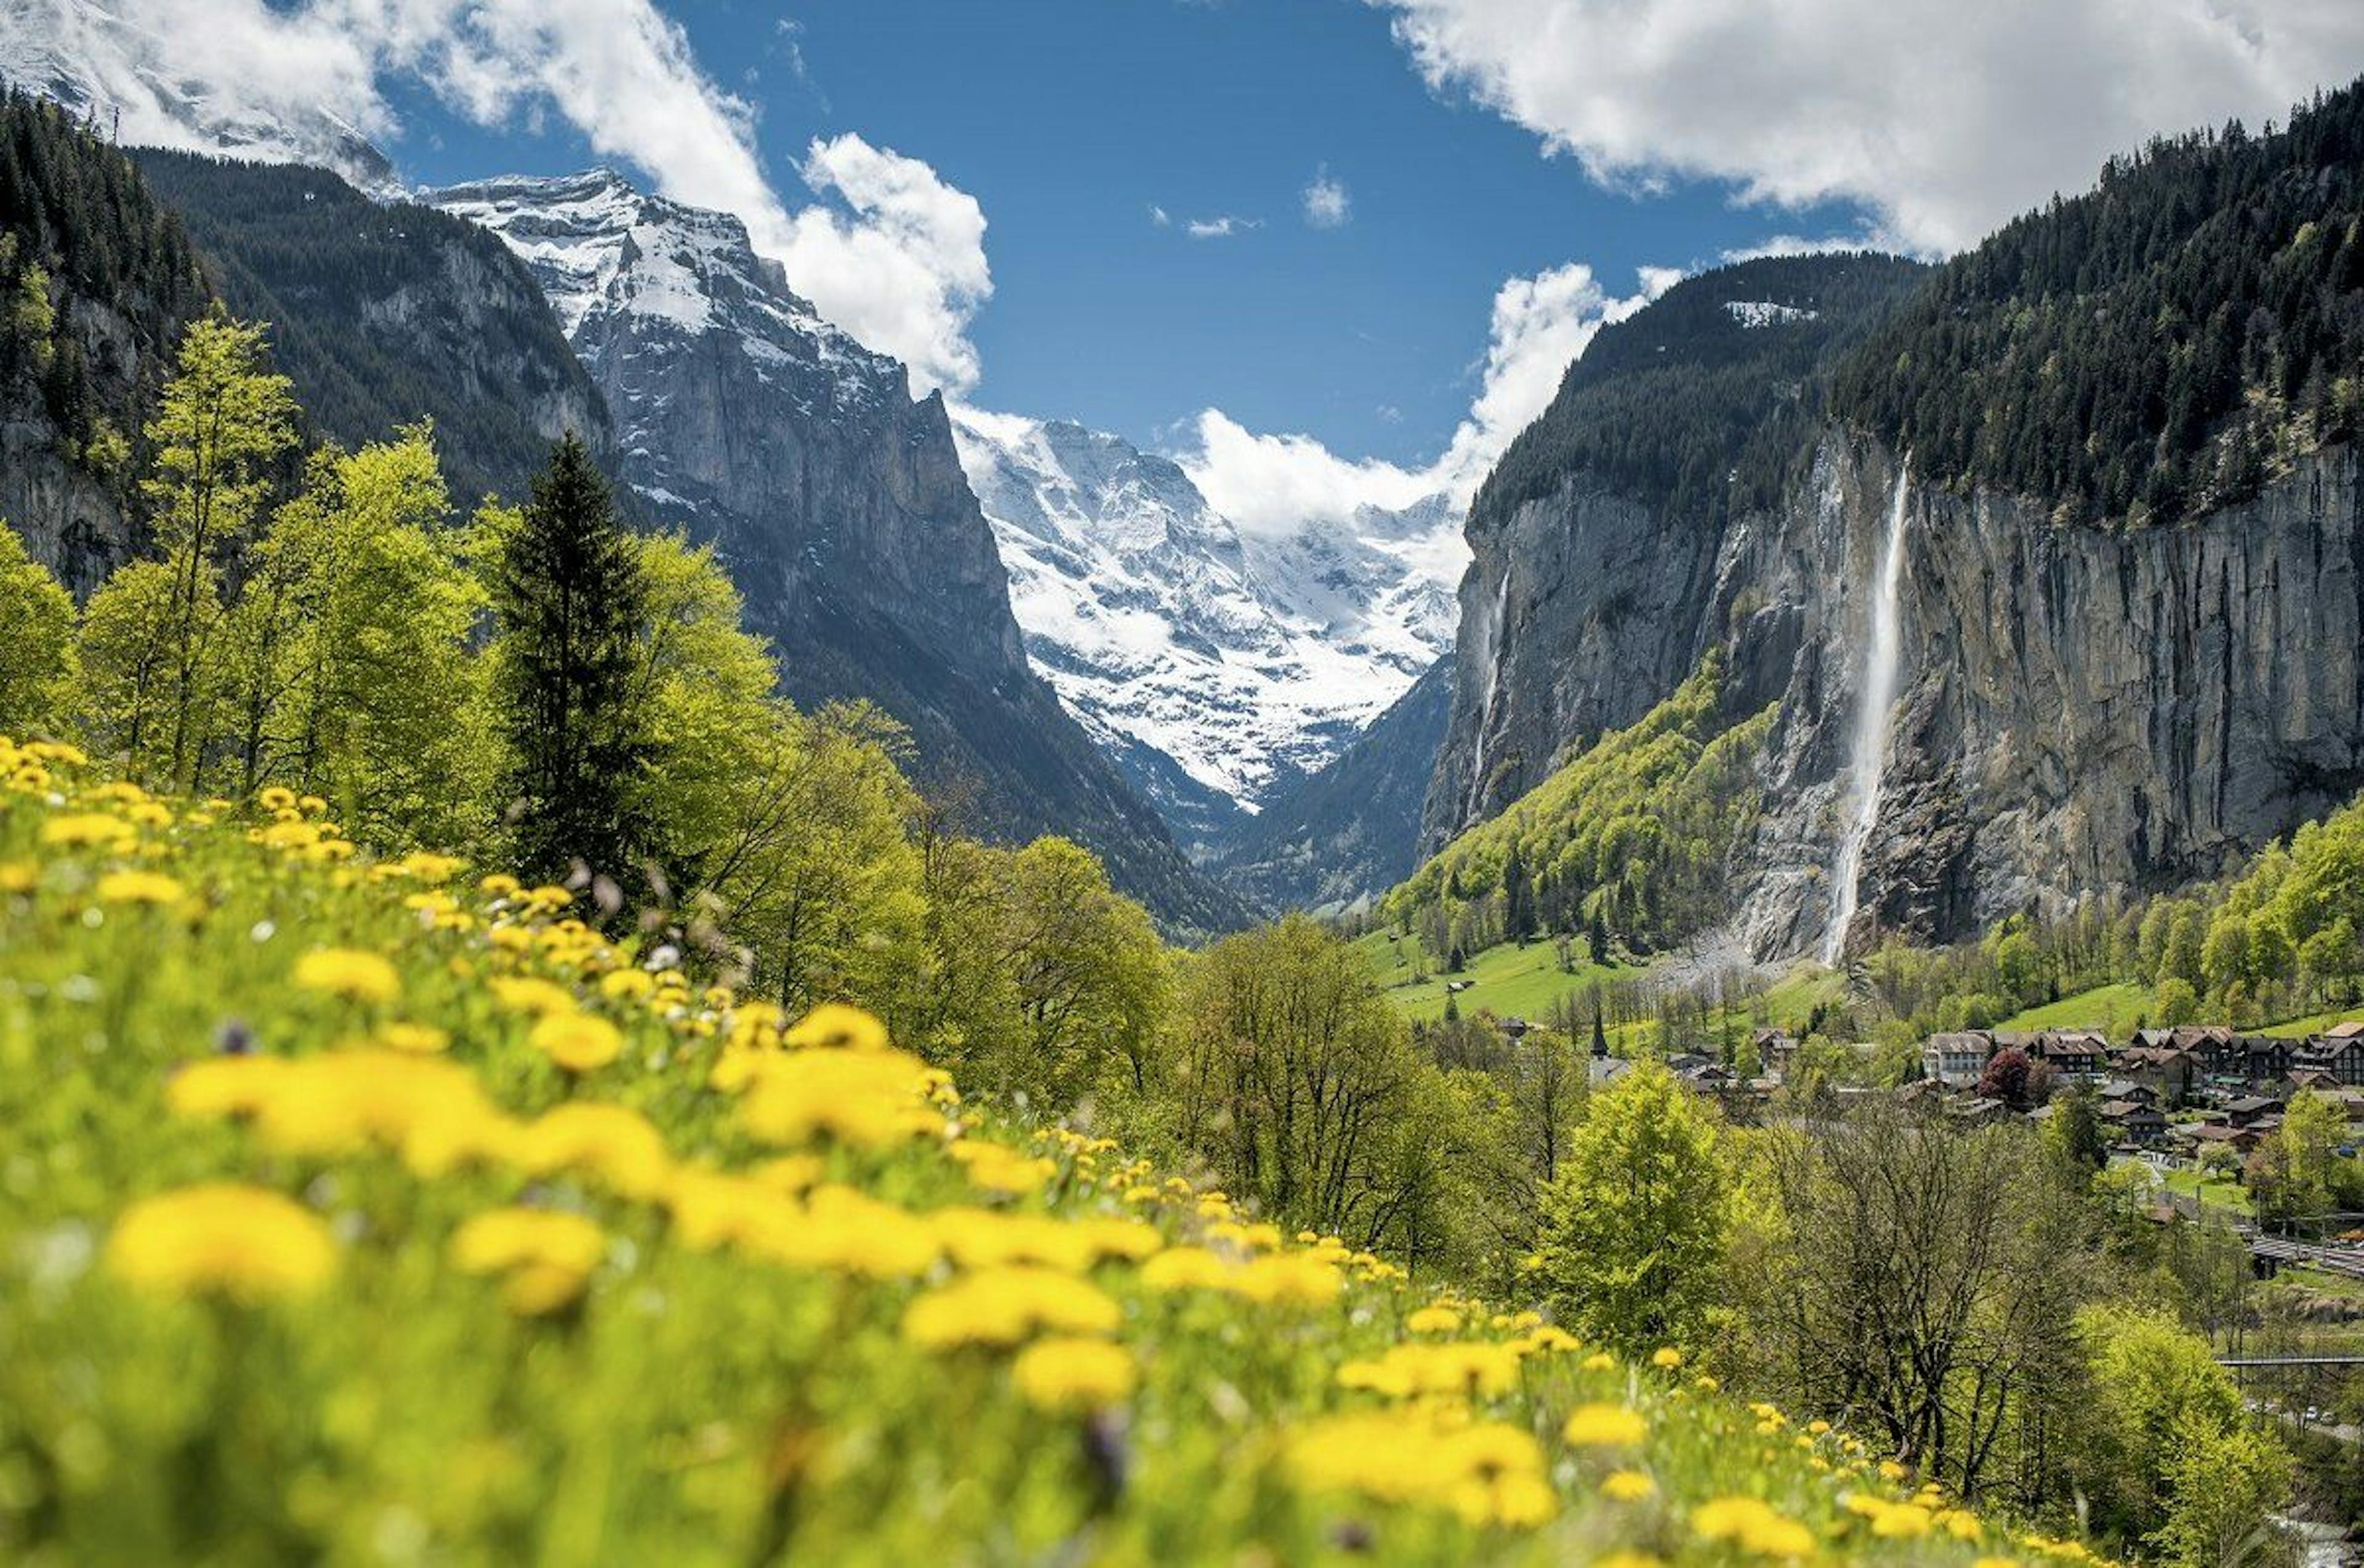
[
  {"xmin": 131, "ymin": 150, "xmax": 611, "ymax": 509},
  {"xmin": 1380, "ymin": 657, "xmax": 1775, "ymax": 963},
  {"xmin": 1834, "ymin": 77, "xmax": 2364, "ymax": 526},
  {"xmin": 1470, "ymin": 253, "xmax": 1928, "ymax": 531},
  {"xmin": 0, "ymin": 89, "xmax": 207, "ymax": 492}
]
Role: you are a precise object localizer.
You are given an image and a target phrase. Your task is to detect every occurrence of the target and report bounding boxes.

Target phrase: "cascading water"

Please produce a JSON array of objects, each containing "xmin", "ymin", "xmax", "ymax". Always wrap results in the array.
[
  {"xmin": 1463, "ymin": 570, "xmax": 1513, "ymax": 822},
  {"xmin": 1820, "ymin": 465, "xmax": 1912, "ymax": 967}
]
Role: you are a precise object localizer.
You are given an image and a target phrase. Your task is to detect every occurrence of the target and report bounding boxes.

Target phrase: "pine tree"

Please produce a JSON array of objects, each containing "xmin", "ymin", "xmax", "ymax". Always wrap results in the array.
[{"xmin": 487, "ymin": 433, "xmax": 652, "ymax": 888}]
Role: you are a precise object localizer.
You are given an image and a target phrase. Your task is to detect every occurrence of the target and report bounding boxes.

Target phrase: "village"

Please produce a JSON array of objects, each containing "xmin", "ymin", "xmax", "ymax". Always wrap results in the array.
[{"xmin": 1550, "ymin": 1016, "xmax": 2364, "ymax": 1169}]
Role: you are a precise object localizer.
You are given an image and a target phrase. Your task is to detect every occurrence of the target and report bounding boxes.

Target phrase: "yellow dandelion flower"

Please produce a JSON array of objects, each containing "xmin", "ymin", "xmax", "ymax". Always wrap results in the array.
[
  {"xmin": 1650, "ymin": 1346, "xmax": 1683, "ymax": 1369},
  {"xmin": 257, "ymin": 786, "xmax": 297, "ymax": 811},
  {"xmin": 376, "ymin": 1023, "xmax": 450, "ymax": 1055},
  {"xmin": 529, "ymin": 1010, "xmax": 624, "ymax": 1072},
  {"xmin": 902, "ymin": 1265, "xmax": 1122, "ymax": 1349},
  {"xmin": 736, "ymin": 1046, "xmax": 943, "ymax": 1148},
  {"xmin": 1139, "ymin": 1245, "xmax": 1234, "ymax": 1292},
  {"xmin": 1692, "ymin": 1497, "xmax": 1816, "ymax": 1559},
  {"xmin": 1011, "ymin": 1336, "xmax": 1137, "ymax": 1411},
  {"xmin": 94, "ymin": 869, "xmax": 185, "ymax": 906},
  {"xmin": 451, "ymin": 1208, "xmax": 603, "ymax": 1314},
  {"xmin": 517, "ymin": 1103, "xmax": 670, "ymax": 1197},
  {"xmin": 41, "ymin": 812, "xmax": 136, "ymax": 851},
  {"xmin": 291, "ymin": 947, "xmax": 400, "ymax": 1005},
  {"xmin": 107, "ymin": 1183, "xmax": 334, "ymax": 1302},
  {"xmin": 1601, "ymin": 1469, "xmax": 1656, "ymax": 1502},
  {"xmin": 782, "ymin": 1001, "xmax": 889, "ymax": 1051},
  {"xmin": 0, "ymin": 860, "xmax": 35, "ymax": 893},
  {"xmin": 1562, "ymin": 1402, "xmax": 1649, "ymax": 1449},
  {"xmin": 1405, "ymin": 1303, "xmax": 1461, "ymax": 1335},
  {"xmin": 1582, "ymin": 1351, "xmax": 1618, "ymax": 1372}
]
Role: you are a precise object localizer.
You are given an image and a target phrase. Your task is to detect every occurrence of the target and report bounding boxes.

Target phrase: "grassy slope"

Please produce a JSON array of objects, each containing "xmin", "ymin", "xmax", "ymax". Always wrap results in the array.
[
  {"xmin": 1354, "ymin": 929, "xmax": 1643, "ymax": 1024},
  {"xmin": 1993, "ymin": 982, "xmax": 2364, "ymax": 1039},
  {"xmin": 0, "ymin": 743, "xmax": 2076, "ymax": 1565}
]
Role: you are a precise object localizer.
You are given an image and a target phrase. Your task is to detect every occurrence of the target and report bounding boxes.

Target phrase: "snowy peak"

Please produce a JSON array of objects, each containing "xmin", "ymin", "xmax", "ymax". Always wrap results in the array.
[
  {"xmin": 951, "ymin": 408, "xmax": 1461, "ymax": 837},
  {"xmin": 0, "ymin": 0, "xmax": 401, "ymax": 196}
]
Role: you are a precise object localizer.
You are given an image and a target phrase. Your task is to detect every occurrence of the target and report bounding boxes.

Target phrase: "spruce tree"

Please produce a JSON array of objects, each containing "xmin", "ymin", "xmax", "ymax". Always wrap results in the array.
[{"xmin": 488, "ymin": 433, "xmax": 651, "ymax": 888}]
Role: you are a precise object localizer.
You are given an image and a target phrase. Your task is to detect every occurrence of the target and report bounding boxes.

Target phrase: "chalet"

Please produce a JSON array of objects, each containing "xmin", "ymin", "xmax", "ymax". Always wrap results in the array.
[
  {"xmin": 2288, "ymin": 1067, "xmax": 2343, "ymax": 1096},
  {"xmin": 2031, "ymin": 1029, "xmax": 2109, "ymax": 1082},
  {"xmin": 2134, "ymin": 1024, "xmax": 2237, "ymax": 1061},
  {"xmin": 1496, "ymin": 1016, "xmax": 1534, "ymax": 1042},
  {"xmin": 2099, "ymin": 1099, "xmax": 2168, "ymax": 1145},
  {"xmin": 1922, "ymin": 1032, "xmax": 1992, "ymax": 1088},
  {"xmin": 2219, "ymin": 1095, "xmax": 2283, "ymax": 1129},
  {"xmin": 2238, "ymin": 1035, "xmax": 2294, "ymax": 1085},
  {"xmin": 1753, "ymin": 1029, "xmax": 1801, "ymax": 1080},
  {"xmin": 2293, "ymin": 1027, "xmax": 2364, "ymax": 1087},
  {"xmin": 2126, "ymin": 1047, "xmax": 2201, "ymax": 1106},
  {"xmin": 2181, "ymin": 1121, "xmax": 2265, "ymax": 1156},
  {"xmin": 2097, "ymin": 1078, "xmax": 2158, "ymax": 1108}
]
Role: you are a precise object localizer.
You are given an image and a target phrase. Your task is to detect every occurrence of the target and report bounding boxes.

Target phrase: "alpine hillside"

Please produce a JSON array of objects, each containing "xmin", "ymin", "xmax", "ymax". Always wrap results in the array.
[
  {"xmin": 428, "ymin": 171, "xmax": 1240, "ymax": 932},
  {"xmin": 1410, "ymin": 86, "xmax": 2364, "ymax": 965}
]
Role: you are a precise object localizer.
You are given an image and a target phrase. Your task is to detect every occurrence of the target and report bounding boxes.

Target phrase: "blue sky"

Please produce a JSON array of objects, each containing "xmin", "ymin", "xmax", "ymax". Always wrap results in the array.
[{"xmin": 371, "ymin": 0, "xmax": 1865, "ymax": 472}]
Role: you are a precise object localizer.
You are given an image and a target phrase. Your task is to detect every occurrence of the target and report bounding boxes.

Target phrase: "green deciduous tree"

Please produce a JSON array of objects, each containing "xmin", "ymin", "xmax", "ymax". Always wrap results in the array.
[
  {"xmin": 1536, "ymin": 1061, "xmax": 1730, "ymax": 1356},
  {"xmin": 0, "ymin": 525, "xmax": 76, "ymax": 734},
  {"xmin": 140, "ymin": 313, "xmax": 297, "ymax": 790}
]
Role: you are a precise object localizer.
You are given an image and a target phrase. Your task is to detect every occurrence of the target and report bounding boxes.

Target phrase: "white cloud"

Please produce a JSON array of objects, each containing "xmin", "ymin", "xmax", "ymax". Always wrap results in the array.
[
  {"xmin": 1370, "ymin": 0, "xmax": 2364, "ymax": 254},
  {"xmin": 1185, "ymin": 214, "xmax": 1259, "ymax": 239},
  {"xmin": 779, "ymin": 134, "xmax": 992, "ymax": 395},
  {"xmin": 1182, "ymin": 262, "xmax": 1673, "ymax": 536},
  {"xmin": 1303, "ymin": 167, "xmax": 1351, "ymax": 228},
  {"xmin": 9, "ymin": 0, "xmax": 992, "ymax": 393},
  {"xmin": 1149, "ymin": 203, "xmax": 1172, "ymax": 227}
]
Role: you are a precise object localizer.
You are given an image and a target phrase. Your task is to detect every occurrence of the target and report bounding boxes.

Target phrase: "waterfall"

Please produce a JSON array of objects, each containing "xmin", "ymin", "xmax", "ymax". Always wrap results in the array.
[
  {"xmin": 1821, "ymin": 465, "xmax": 1912, "ymax": 967},
  {"xmin": 1463, "ymin": 570, "xmax": 1513, "ymax": 821}
]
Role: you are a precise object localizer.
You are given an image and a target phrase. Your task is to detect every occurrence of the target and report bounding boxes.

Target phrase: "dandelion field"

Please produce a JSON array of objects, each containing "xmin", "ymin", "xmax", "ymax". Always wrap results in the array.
[{"xmin": 0, "ymin": 741, "xmax": 2091, "ymax": 1566}]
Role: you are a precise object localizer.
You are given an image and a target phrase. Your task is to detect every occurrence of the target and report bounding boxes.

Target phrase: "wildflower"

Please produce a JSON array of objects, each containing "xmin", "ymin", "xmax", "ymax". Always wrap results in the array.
[
  {"xmin": 517, "ymin": 1103, "xmax": 671, "ymax": 1197},
  {"xmin": 1582, "ymin": 1351, "xmax": 1617, "ymax": 1372},
  {"xmin": 257, "ymin": 786, "xmax": 297, "ymax": 812},
  {"xmin": 1011, "ymin": 1336, "xmax": 1137, "ymax": 1411},
  {"xmin": 479, "ymin": 873, "xmax": 521, "ymax": 898},
  {"xmin": 598, "ymin": 967, "xmax": 657, "ymax": 1002},
  {"xmin": 1695, "ymin": 1374, "xmax": 1721, "ymax": 1392},
  {"xmin": 529, "ymin": 1010, "xmax": 624, "ymax": 1072},
  {"xmin": 451, "ymin": 1208, "xmax": 603, "ymax": 1315},
  {"xmin": 736, "ymin": 1046, "xmax": 943, "ymax": 1148},
  {"xmin": 93, "ymin": 869, "xmax": 186, "ymax": 906},
  {"xmin": 1139, "ymin": 1245, "xmax": 1234, "ymax": 1292},
  {"xmin": 1338, "ymin": 1342, "xmax": 1522, "ymax": 1401},
  {"xmin": 106, "ymin": 1183, "xmax": 335, "ymax": 1301},
  {"xmin": 1847, "ymin": 1495, "xmax": 1936, "ymax": 1538},
  {"xmin": 1405, "ymin": 1303, "xmax": 1462, "ymax": 1335},
  {"xmin": 292, "ymin": 947, "xmax": 400, "ymax": 1005},
  {"xmin": 41, "ymin": 812, "xmax": 135, "ymax": 851},
  {"xmin": 1601, "ymin": 1469, "xmax": 1656, "ymax": 1502},
  {"xmin": 783, "ymin": 1001, "xmax": 889, "ymax": 1051},
  {"xmin": 1232, "ymin": 1252, "xmax": 1341, "ymax": 1307},
  {"xmin": 376, "ymin": 1023, "xmax": 450, "ymax": 1055},
  {"xmin": 762, "ymin": 1184, "xmax": 940, "ymax": 1278},
  {"xmin": 1692, "ymin": 1497, "xmax": 1816, "ymax": 1559},
  {"xmin": 949, "ymin": 1138, "xmax": 1059, "ymax": 1196},
  {"xmin": 902, "ymin": 1264, "xmax": 1122, "ymax": 1349},
  {"xmin": 1649, "ymin": 1346, "xmax": 1683, "ymax": 1370},
  {"xmin": 1562, "ymin": 1402, "xmax": 1649, "ymax": 1449},
  {"xmin": 490, "ymin": 976, "xmax": 578, "ymax": 1017},
  {"xmin": 0, "ymin": 860, "xmax": 34, "ymax": 893},
  {"xmin": 1877, "ymin": 1459, "xmax": 1909, "ymax": 1482}
]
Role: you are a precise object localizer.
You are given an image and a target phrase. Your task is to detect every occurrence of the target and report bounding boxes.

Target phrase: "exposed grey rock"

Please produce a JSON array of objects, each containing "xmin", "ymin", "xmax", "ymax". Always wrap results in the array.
[{"xmin": 1426, "ymin": 427, "xmax": 2364, "ymax": 961}]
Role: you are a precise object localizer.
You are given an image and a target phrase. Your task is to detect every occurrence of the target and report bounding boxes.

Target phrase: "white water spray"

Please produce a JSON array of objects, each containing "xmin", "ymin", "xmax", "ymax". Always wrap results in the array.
[
  {"xmin": 1821, "ymin": 465, "xmax": 1912, "ymax": 967},
  {"xmin": 1464, "ymin": 571, "xmax": 1513, "ymax": 822}
]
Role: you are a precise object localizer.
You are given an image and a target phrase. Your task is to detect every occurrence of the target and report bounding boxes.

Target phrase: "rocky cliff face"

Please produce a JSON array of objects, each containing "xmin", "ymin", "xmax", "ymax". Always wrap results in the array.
[
  {"xmin": 432, "ymin": 172, "xmax": 1240, "ymax": 933},
  {"xmin": 1428, "ymin": 427, "xmax": 2364, "ymax": 960}
]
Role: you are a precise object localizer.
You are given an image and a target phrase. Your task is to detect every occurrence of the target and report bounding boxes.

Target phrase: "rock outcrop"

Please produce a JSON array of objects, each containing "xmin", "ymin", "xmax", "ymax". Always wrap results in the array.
[{"xmin": 1425, "ymin": 427, "xmax": 2364, "ymax": 960}]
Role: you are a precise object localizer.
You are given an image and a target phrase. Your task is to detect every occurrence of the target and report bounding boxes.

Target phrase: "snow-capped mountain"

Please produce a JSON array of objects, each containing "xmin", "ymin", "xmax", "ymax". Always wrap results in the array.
[
  {"xmin": 427, "ymin": 171, "xmax": 1241, "ymax": 930},
  {"xmin": 951, "ymin": 409, "xmax": 1461, "ymax": 843},
  {"xmin": 0, "ymin": 0, "xmax": 400, "ymax": 196}
]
